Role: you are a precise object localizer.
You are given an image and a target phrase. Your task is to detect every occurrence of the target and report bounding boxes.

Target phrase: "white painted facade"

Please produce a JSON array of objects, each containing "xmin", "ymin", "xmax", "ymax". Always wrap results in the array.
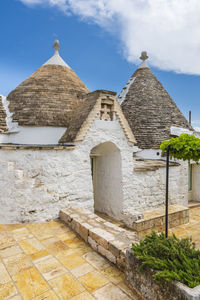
[
  {"xmin": 91, "ymin": 142, "xmax": 123, "ymax": 218},
  {"xmin": 136, "ymin": 149, "xmax": 163, "ymax": 160},
  {"xmin": 0, "ymin": 126, "xmax": 67, "ymax": 145},
  {"xmin": 0, "ymin": 116, "xmax": 188, "ymax": 224},
  {"xmin": 191, "ymin": 164, "xmax": 200, "ymax": 202}
]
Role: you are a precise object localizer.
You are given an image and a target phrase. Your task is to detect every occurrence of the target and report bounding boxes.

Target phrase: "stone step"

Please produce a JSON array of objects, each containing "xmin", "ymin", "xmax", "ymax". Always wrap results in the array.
[
  {"xmin": 131, "ymin": 204, "xmax": 189, "ymax": 237},
  {"xmin": 60, "ymin": 206, "xmax": 139, "ymax": 271},
  {"xmin": 188, "ymin": 201, "xmax": 200, "ymax": 209}
]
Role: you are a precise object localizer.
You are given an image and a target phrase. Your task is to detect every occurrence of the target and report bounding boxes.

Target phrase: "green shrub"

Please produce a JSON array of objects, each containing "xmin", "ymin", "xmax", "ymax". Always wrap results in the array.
[{"xmin": 132, "ymin": 231, "xmax": 200, "ymax": 288}]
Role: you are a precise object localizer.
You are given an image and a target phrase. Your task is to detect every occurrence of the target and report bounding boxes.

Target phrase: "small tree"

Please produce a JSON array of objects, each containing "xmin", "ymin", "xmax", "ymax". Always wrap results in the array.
[
  {"xmin": 160, "ymin": 133, "xmax": 200, "ymax": 237},
  {"xmin": 160, "ymin": 133, "xmax": 200, "ymax": 162}
]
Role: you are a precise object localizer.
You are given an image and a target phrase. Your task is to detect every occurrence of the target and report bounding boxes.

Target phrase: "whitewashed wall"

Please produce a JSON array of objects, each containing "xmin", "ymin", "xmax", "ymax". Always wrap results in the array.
[
  {"xmin": 127, "ymin": 161, "xmax": 188, "ymax": 213},
  {"xmin": 192, "ymin": 164, "xmax": 200, "ymax": 202},
  {"xmin": 0, "ymin": 118, "xmax": 135, "ymax": 223},
  {"xmin": 0, "ymin": 126, "xmax": 66, "ymax": 145},
  {"xmin": 93, "ymin": 142, "xmax": 124, "ymax": 218},
  {"xmin": 0, "ymin": 117, "xmax": 188, "ymax": 223}
]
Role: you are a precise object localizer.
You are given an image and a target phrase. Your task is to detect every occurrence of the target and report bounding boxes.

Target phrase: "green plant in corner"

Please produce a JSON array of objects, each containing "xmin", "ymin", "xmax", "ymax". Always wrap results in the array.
[{"xmin": 132, "ymin": 231, "xmax": 200, "ymax": 288}]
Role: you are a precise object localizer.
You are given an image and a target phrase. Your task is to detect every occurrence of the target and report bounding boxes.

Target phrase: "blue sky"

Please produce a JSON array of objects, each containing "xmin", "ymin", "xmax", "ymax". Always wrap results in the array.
[{"xmin": 0, "ymin": 0, "xmax": 200, "ymax": 125}]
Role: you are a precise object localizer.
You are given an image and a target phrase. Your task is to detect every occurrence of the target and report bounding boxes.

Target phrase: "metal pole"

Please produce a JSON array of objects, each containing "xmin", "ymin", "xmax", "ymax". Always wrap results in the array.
[
  {"xmin": 189, "ymin": 111, "xmax": 191, "ymax": 125},
  {"xmin": 165, "ymin": 146, "xmax": 170, "ymax": 238}
]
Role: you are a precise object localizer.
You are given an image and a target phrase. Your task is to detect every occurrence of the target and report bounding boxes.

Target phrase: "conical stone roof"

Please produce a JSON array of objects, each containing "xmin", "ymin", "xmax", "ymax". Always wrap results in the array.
[
  {"xmin": 120, "ymin": 52, "xmax": 192, "ymax": 149},
  {"xmin": 7, "ymin": 41, "xmax": 89, "ymax": 127}
]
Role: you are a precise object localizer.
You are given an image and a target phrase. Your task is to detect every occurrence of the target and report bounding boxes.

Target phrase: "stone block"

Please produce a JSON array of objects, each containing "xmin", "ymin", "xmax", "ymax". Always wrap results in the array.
[
  {"xmin": 117, "ymin": 254, "xmax": 126, "ymax": 270},
  {"xmin": 89, "ymin": 228, "xmax": 114, "ymax": 250},
  {"xmin": 59, "ymin": 210, "xmax": 72, "ymax": 223},
  {"xmin": 108, "ymin": 240, "xmax": 127, "ymax": 257},
  {"xmin": 79, "ymin": 224, "xmax": 89, "ymax": 242},
  {"xmin": 98, "ymin": 245, "xmax": 116, "ymax": 264},
  {"xmin": 88, "ymin": 236, "xmax": 98, "ymax": 251},
  {"xmin": 71, "ymin": 219, "xmax": 80, "ymax": 233}
]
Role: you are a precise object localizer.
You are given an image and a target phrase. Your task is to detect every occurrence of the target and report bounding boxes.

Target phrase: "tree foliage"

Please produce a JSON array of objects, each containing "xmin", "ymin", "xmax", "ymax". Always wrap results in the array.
[
  {"xmin": 160, "ymin": 133, "xmax": 200, "ymax": 162},
  {"xmin": 132, "ymin": 231, "xmax": 200, "ymax": 288}
]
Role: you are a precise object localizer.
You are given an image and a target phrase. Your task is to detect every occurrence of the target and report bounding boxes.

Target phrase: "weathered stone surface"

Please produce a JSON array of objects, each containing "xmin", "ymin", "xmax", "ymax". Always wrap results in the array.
[
  {"xmin": 125, "ymin": 250, "xmax": 200, "ymax": 300},
  {"xmin": 0, "ymin": 121, "xmax": 188, "ymax": 224},
  {"xmin": 0, "ymin": 112, "xmax": 138, "ymax": 223},
  {"xmin": 71, "ymin": 219, "xmax": 80, "ymax": 233},
  {"xmin": 60, "ymin": 206, "xmax": 139, "ymax": 271},
  {"xmin": 109, "ymin": 240, "xmax": 127, "ymax": 257},
  {"xmin": 98, "ymin": 245, "xmax": 116, "ymax": 264},
  {"xmin": 7, "ymin": 64, "xmax": 89, "ymax": 127},
  {"xmin": 89, "ymin": 228, "xmax": 115, "ymax": 250},
  {"xmin": 129, "ymin": 205, "xmax": 190, "ymax": 235},
  {"xmin": 88, "ymin": 236, "xmax": 98, "ymax": 251},
  {"xmin": 79, "ymin": 224, "xmax": 89, "ymax": 242},
  {"xmin": 121, "ymin": 67, "xmax": 192, "ymax": 149}
]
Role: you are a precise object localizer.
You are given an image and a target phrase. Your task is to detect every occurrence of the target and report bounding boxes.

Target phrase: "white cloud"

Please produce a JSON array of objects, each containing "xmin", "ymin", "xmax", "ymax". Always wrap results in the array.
[{"xmin": 20, "ymin": 0, "xmax": 200, "ymax": 74}]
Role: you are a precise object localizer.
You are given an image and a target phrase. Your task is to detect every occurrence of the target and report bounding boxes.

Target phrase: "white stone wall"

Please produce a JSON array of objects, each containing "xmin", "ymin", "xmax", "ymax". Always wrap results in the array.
[
  {"xmin": 0, "ymin": 117, "xmax": 189, "ymax": 223},
  {"xmin": 93, "ymin": 142, "xmax": 124, "ymax": 218},
  {"xmin": 0, "ymin": 126, "xmax": 67, "ymax": 144},
  {"xmin": 0, "ymin": 118, "xmax": 136, "ymax": 223},
  {"xmin": 125, "ymin": 161, "xmax": 188, "ymax": 213},
  {"xmin": 192, "ymin": 164, "xmax": 200, "ymax": 202}
]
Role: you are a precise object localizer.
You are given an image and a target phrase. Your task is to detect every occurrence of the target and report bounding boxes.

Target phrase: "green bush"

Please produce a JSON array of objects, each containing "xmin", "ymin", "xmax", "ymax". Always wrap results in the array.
[{"xmin": 132, "ymin": 231, "xmax": 200, "ymax": 288}]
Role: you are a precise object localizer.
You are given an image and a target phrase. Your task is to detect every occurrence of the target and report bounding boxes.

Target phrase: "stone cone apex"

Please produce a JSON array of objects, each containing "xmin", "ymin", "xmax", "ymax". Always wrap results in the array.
[
  {"xmin": 43, "ymin": 40, "xmax": 71, "ymax": 68},
  {"xmin": 138, "ymin": 51, "xmax": 149, "ymax": 69},
  {"xmin": 119, "ymin": 52, "xmax": 192, "ymax": 149},
  {"xmin": 6, "ymin": 40, "xmax": 89, "ymax": 127}
]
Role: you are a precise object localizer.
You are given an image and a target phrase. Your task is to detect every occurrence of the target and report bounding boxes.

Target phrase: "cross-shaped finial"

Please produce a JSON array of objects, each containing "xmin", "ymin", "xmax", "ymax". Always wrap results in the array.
[
  {"xmin": 53, "ymin": 40, "xmax": 60, "ymax": 53},
  {"xmin": 140, "ymin": 51, "xmax": 148, "ymax": 61}
]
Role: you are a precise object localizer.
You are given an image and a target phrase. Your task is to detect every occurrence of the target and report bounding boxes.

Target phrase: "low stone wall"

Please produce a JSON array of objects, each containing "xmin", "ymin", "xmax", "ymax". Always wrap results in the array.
[
  {"xmin": 126, "ymin": 250, "xmax": 200, "ymax": 300},
  {"xmin": 131, "ymin": 205, "xmax": 189, "ymax": 237},
  {"xmin": 60, "ymin": 206, "xmax": 139, "ymax": 270}
]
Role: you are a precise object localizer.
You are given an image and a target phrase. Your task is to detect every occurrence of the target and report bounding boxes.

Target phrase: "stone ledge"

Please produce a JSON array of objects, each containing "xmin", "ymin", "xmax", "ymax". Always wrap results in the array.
[
  {"xmin": 0, "ymin": 144, "xmax": 75, "ymax": 150},
  {"xmin": 134, "ymin": 159, "xmax": 180, "ymax": 172},
  {"xmin": 129, "ymin": 205, "xmax": 189, "ymax": 237},
  {"xmin": 60, "ymin": 206, "xmax": 139, "ymax": 270}
]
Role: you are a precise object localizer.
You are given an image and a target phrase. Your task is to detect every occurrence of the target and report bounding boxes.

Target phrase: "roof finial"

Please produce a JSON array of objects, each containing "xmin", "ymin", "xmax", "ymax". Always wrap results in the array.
[
  {"xmin": 53, "ymin": 40, "xmax": 60, "ymax": 53},
  {"xmin": 140, "ymin": 51, "xmax": 148, "ymax": 61}
]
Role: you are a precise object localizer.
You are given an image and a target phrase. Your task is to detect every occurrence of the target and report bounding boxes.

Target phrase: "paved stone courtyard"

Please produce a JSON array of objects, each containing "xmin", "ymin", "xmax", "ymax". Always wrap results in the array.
[
  {"xmin": 0, "ymin": 207, "xmax": 199, "ymax": 300},
  {"xmin": 0, "ymin": 220, "xmax": 139, "ymax": 300},
  {"xmin": 169, "ymin": 207, "xmax": 200, "ymax": 249}
]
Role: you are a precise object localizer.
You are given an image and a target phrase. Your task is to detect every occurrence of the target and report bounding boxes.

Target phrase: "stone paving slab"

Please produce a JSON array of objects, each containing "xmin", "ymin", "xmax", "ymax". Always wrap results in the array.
[
  {"xmin": 0, "ymin": 220, "xmax": 139, "ymax": 300},
  {"xmin": 169, "ymin": 207, "xmax": 200, "ymax": 249}
]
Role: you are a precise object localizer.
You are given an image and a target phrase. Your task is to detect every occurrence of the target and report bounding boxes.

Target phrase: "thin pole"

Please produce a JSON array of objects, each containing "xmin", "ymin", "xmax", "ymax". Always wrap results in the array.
[
  {"xmin": 165, "ymin": 146, "xmax": 170, "ymax": 238},
  {"xmin": 189, "ymin": 111, "xmax": 191, "ymax": 125}
]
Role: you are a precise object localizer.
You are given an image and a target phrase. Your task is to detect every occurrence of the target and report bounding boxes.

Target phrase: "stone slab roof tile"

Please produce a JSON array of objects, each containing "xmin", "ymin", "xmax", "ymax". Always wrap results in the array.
[
  {"xmin": 7, "ymin": 64, "xmax": 89, "ymax": 127},
  {"xmin": 121, "ymin": 67, "xmax": 192, "ymax": 149},
  {"xmin": 59, "ymin": 91, "xmax": 106, "ymax": 143}
]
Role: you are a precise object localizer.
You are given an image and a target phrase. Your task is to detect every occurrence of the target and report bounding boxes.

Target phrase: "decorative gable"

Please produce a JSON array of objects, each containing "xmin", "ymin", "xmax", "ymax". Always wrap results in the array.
[{"xmin": 59, "ymin": 90, "xmax": 137, "ymax": 145}]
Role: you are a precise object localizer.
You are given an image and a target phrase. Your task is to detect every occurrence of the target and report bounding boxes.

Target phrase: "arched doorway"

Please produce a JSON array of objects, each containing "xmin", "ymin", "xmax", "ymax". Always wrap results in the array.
[{"xmin": 90, "ymin": 142, "xmax": 123, "ymax": 219}]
